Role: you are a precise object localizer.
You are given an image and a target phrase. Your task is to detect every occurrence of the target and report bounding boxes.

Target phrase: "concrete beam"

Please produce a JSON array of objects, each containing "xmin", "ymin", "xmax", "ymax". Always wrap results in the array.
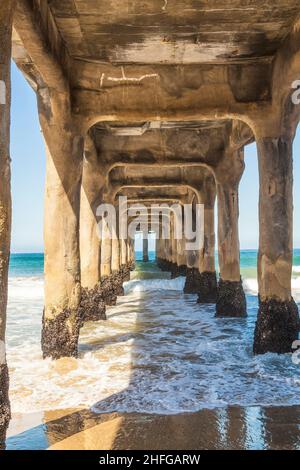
[{"xmin": 14, "ymin": 0, "xmax": 68, "ymax": 92}]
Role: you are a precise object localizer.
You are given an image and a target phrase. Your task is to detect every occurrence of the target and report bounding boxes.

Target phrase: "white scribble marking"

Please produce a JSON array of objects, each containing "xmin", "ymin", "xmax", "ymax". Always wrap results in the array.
[
  {"xmin": 0, "ymin": 340, "xmax": 6, "ymax": 365},
  {"xmin": 100, "ymin": 67, "xmax": 159, "ymax": 88},
  {"xmin": 162, "ymin": 0, "xmax": 168, "ymax": 11},
  {"xmin": 0, "ymin": 80, "xmax": 6, "ymax": 105}
]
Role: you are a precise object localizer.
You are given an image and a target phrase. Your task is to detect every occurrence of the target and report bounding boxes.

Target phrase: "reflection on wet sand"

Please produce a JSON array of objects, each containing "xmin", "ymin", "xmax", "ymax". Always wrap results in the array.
[{"xmin": 6, "ymin": 405, "xmax": 300, "ymax": 450}]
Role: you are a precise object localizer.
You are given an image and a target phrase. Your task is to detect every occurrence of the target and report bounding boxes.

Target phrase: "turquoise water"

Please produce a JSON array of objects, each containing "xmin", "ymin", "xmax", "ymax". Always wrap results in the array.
[
  {"xmin": 8, "ymin": 249, "xmax": 300, "ymax": 279},
  {"xmin": 134, "ymin": 249, "xmax": 300, "ymax": 278},
  {"xmin": 9, "ymin": 253, "xmax": 44, "ymax": 277}
]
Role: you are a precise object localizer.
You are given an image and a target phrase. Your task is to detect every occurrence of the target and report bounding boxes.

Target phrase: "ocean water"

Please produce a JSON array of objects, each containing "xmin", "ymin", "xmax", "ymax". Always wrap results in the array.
[{"xmin": 5, "ymin": 250, "xmax": 300, "ymax": 415}]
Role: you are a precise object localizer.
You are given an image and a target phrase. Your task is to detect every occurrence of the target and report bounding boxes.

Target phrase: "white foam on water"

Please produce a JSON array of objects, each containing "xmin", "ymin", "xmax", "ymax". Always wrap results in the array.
[
  {"xmin": 243, "ymin": 278, "xmax": 258, "ymax": 295},
  {"xmin": 124, "ymin": 276, "xmax": 185, "ymax": 294},
  {"xmin": 8, "ymin": 276, "xmax": 44, "ymax": 300},
  {"xmin": 5, "ymin": 271, "xmax": 300, "ymax": 415},
  {"xmin": 243, "ymin": 274, "xmax": 300, "ymax": 301}
]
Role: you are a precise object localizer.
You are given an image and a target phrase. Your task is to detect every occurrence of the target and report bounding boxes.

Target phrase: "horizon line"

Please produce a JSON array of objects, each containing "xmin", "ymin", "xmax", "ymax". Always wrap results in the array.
[{"xmin": 10, "ymin": 248, "xmax": 300, "ymax": 254}]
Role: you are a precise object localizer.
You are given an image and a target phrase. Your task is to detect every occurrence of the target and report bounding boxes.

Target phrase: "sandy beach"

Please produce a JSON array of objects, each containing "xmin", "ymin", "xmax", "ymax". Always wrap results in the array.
[{"xmin": 5, "ymin": 405, "xmax": 300, "ymax": 450}]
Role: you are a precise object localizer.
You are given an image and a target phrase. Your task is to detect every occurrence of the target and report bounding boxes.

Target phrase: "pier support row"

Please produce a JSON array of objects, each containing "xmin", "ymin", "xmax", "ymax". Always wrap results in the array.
[
  {"xmin": 156, "ymin": 163, "xmax": 245, "ymax": 315},
  {"xmin": 215, "ymin": 149, "xmax": 247, "ymax": 317},
  {"xmin": 1, "ymin": 2, "xmax": 300, "ymax": 450},
  {"xmin": 155, "ymin": 126, "xmax": 299, "ymax": 353}
]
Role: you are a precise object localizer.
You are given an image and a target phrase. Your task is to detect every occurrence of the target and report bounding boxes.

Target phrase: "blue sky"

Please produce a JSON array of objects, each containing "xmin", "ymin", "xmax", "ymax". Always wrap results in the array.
[{"xmin": 10, "ymin": 62, "xmax": 300, "ymax": 252}]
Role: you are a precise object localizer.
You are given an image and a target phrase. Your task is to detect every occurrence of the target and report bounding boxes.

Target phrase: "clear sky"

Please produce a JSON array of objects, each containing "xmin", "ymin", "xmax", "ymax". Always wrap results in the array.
[{"xmin": 10, "ymin": 62, "xmax": 300, "ymax": 252}]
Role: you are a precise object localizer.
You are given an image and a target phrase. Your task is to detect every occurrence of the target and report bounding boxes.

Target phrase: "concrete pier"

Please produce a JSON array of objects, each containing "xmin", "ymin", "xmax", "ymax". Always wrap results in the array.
[{"xmin": 0, "ymin": 0, "xmax": 299, "ymax": 442}]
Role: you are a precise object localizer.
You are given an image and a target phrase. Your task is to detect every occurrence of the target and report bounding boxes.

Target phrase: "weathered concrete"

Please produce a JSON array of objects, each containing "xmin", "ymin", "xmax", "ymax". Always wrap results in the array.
[
  {"xmin": 120, "ymin": 239, "xmax": 128, "ymax": 269},
  {"xmin": 0, "ymin": 0, "xmax": 15, "ymax": 447},
  {"xmin": 40, "ymin": 91, "xmax": 84, "ymax": 359},
  {"xmin": 0, "ymin": 364, "xmax": 10, "ymax": 450},
  {"xmin": 127, "ymin": 239, "xmax": 135, "ymax": 270},
  {"xmin": 112, "ymin": 270, "xmax": 125, "ymax": 297},
  {"xmin": 100, "ymin": 275, "xmax": 118, "ymax": 307},
  {"xmin": 176, "ymin": 237, "xmax": 187, "ymax": 273},
  {"xmin": 111, "ymin": 238, "xmax": 121, "ymax": 276},
  {"xmin": 41, "ymin": 308, "xmax": 81, "ymax": 360},
  {"xmin": 143, "ymin": 237, "xmax": 149, "ymax": 262},
  {"xmin": 80, "ymin": 135, "xmax": 105, "ymax": 292},
  {"xmin": 215, "ymin": 150, "xmax": 246, "ymax": 317},
  {"xmin": 120, "ymin": 263, "xmax": 131, "ymax": 282},
  {"xmin": 170, "ymin": 263, "xmax": 186, "ymax": 279},
  {"xmin": 79, "ymin": 285, "xmax": 106, "ymax": 323},
  {"xmin": 179, "ymin": 191, "xmax": 200, "ymax": 294},
  {"xmin": 184, "ymin": 268, "xmax": 203, "ymax": 295},
  {"xmin": 216, "ymin": 278, "xmax": 247, "ymax": 317},
  {"xmin": 254, "ymin": 129, "xmax": 300, "ymax": 353},
  {"xmin": 157, "ymin": 258, "xmax": 172, "ymax": 272},
  {"xmin": 100, "ymin": 222, "xmax": 112, "ymax": 279},
  {"xmin": 197, "ymin": 272, "xmax": 218, "ymax": 304},
  {"xmin": 254, "ymin": 298, "xmax": 299, "ymax": 354},
  {"xmin": 197, "ymin": 171, "xmax": 217, "ymax": 303},
  {"xmin": 13, "ymin": 1, "xmax": 300, "ymax": 128},
  {"xmin": 79, "ymin": 137, "xmax": 108, "ymax": 323}
]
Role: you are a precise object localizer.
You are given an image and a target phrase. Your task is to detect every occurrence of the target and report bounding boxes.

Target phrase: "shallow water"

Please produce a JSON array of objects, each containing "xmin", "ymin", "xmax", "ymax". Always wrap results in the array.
[{"xmin": 6, "ymin": 256, "xmax": 300, "ymax": 416}]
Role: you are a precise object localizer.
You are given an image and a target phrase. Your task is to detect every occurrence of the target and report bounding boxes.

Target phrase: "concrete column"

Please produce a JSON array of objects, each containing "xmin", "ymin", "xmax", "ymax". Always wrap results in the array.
[
  {"xmin": 100, "ymin": 222, "xmax": 112, "ymax": 279},
  {"xmin": 254, "ymin": 133, "xmax": 299, "ymax": 353},
  {"xmin": 157, "ymin": 215, "xmax": 171, "ymax": 271},
  {"xmin": 79, "ymin": 187, "xmax": 106, "ymax": 322},
  {"xmin": 184, "ymin": 196, "xmax": 202, "ymax": 294},
  {"xmin": 80, "ymin": 137, "xmax": 105, "ymax": 290},
  {"xmin": 155, "ymin": 237, "xmax": 161, "ymax": 260},
  {"xmin": 156, "ymin": 237, "xmax": 166, "ymax": 270},
  {"xmin": 127, "ymin": 237, "xmax": 132, "ymax": 266},
  {"xmin": 184, "ymin": 248, "xmax": 201, "ymax": 293},
  {"xmin": 172, "ymin": 206, "xmax": 186, "ymax": 275},
  {"xmin": 111, "ymin": 230, "xmax": 120, "ymax": 274},
  {"xmin": 176, "ymin": 238, "xmax": 187, "ymax": 276},
  {"xmin": 100, "ymin": 221, "xmax": 118, "ymax": 306},
  {"xmin": 143, "ymin": 235, "xmax": 149, "ymax": 262},
  {"xmin": 197, "ymin": 173, "xmax": 217, "ymax": 303},
  {"xmin": 80, "ymin": 162, "xmax": 106, "ymax": 322},
  {"xmin": 215, "ymin": 150, "xmax": 246, "ymax": 317},
  {"xmin": 165, "ymin": 236, "xmax": 171, "ymax": 264},
  {"xmin": 80, "ymin": 188, "xmax": 101, "ymax": 289},
  {"xmin": 162, "ymin": 238, "xmax": 169, "ymax": 271},
  {"xmin": 120, "ymin": 237, "xmax": 130, "ymax": 281},
  {"xmin": 111, "ymin": 237, "xmax": 124, "ymax": 297},
  {"xmin": 128, "ymin": 237, "xmax": 135, "ymax": 269},
  {"xmin": 170, "ymin": 214, "xmax": 181, "ymax": 278},
  {"xmin": 79, "ymin": 140, "xmax": 106, "ymax": 322},
  {"xmin": 120, "ymin": 238, "xmax": 128, "ymax": 266},
  {"xmin": 0, "ymin": 0, "xmax": 15, "ymax": 448},
  {"xmin": 39, "ymin": 91, "xmax": 84, "ymax": 359},
  {"xmin": 111, "ymin": 213, "xmax": 124, "ymax": 298}
]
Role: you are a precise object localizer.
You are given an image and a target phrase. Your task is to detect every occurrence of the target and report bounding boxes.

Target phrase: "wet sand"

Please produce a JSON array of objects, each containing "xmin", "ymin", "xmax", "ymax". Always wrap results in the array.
[{"xmin": 6, "ymin": 405, "xmax": 300, "ymax": 450}]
